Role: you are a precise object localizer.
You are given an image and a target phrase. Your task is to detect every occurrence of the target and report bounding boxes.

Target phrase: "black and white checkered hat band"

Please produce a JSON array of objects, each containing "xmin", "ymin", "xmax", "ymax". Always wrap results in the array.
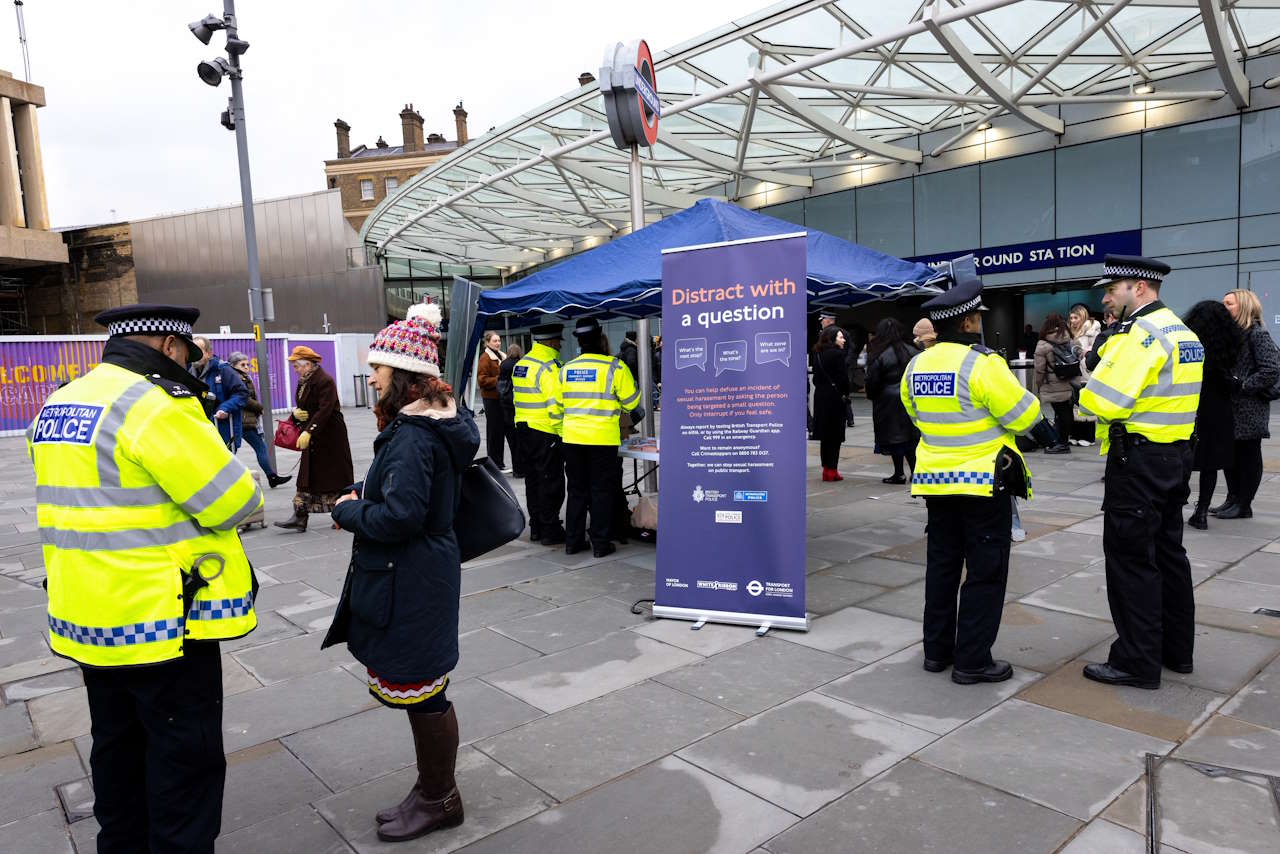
[
  {"xmin": 928, "ymin": 295, "xmax": 983, "ymax": 320},
  {"xmin": 1102, "ymin": 264, "xmax": 1164, "ymax": 282},
  {"xmin": 106, "ymin": 318, "xmax": 194, "ymax": 338}
]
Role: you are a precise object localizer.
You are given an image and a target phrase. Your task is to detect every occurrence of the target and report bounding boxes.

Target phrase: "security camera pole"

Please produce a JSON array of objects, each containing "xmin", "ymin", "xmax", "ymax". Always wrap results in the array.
[{"xmin": 189, "ymin": 1, "xmax": 276, "ymax": 468}]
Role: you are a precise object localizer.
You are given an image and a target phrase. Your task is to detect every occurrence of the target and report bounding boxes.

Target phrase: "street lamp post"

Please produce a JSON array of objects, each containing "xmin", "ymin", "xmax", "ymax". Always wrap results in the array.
[{"xmin": 189, "ymin": 1, "xmax": 276, "ymax": 468}]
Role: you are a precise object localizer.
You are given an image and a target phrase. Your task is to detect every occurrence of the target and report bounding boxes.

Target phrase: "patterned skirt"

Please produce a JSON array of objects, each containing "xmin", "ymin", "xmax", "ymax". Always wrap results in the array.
[
  {"xmin": 294, "ymin": 491, "xmax": 343, "ymax": 514},
  {"xmin": 366, "ymin": 669, "xmax": 450, "ymax": 709}
]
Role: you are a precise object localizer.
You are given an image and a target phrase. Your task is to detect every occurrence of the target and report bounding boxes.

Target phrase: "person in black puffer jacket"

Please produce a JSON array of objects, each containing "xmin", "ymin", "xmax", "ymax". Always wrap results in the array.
[
  {"xmin": 1218, "ymin": 289, "xmax": 1280, "ymax": 519},
  {"xmin": 865, "ymin": 318, "xmax": 920, "ymax": 484},
  {"xmin": 324, "ymin": 304, "xmax": 479, "ymax": 843}
]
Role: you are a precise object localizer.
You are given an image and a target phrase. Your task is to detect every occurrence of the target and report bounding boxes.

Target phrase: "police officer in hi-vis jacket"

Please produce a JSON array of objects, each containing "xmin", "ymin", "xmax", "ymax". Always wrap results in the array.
[
  {"xmin": 1079, "ymin": 255, "xmax": 1202, "ymax": 690},
  {"xmin": 901, "ymin": 257, "xmax": 1057, "ymax": 685},
  {"xmin": 28, "ymin": 304, "xmax": 262, "ymax": 853}
]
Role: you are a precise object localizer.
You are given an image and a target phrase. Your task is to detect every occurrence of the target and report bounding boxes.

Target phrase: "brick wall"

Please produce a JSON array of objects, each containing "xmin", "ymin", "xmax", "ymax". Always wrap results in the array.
[{"xmin": 19, "ymin": 224, "xmax": 136, "ymax": 334}]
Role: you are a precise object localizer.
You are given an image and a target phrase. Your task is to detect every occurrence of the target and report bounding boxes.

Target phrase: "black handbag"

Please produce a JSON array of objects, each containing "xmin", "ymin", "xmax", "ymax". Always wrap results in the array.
[{"xmin": 425, "ymin": 420, "xmax": 526, "ymax": 563}]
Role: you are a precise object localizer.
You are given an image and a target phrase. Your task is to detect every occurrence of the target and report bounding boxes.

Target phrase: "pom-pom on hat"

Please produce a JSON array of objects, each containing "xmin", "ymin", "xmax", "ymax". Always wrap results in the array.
[{"xmin": 367, "ymin": 302, "xmax": 442, "ymax": 377}]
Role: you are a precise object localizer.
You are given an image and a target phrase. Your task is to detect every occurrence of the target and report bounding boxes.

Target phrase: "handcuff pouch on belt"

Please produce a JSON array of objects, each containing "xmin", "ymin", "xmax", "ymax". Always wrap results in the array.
[
  {"xmin": 994, "ymin": 447, "xmax": 1029, "ymax": 499},
  {"xmin": 180, "ymin": 553, "xmax": 225, "ymax": 616}
]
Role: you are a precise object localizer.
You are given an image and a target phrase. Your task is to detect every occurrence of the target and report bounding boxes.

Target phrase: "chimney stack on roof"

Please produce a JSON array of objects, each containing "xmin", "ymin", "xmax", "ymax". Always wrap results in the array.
[
  {"xmin": 334, "ymin": 118, "xmax": 351, "ymax": 158},
  {"xmin": 578, "ymin": 72, "xmax": 596, "ymax": 87},
  {"xmin": 400, "ymin": 103, "xmax": 425, "ymax": 153},
  {"xmin": 453, "ymin": 101, "xmax": 468, "ymax": 146}
]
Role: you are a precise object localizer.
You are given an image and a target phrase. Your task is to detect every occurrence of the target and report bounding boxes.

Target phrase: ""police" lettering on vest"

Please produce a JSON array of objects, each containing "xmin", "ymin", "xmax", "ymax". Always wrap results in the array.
[
  {"xmin": 563, "ymin": 368, "xmax": 598, "ymax": 383},
  {"xmin": 912, "ymin": 372, "xmax": 956, "ymax": 397},
  {"xmin": 32, "ymin": 404, "xmax": 105, "ymax": 445},
  {"xmin": 1177, "ymin": 341, "xmax": 1204, "ymax": 364},
  {"xmin": 513, "ymin": 365, "xmax": 529, "ymax": 378}
]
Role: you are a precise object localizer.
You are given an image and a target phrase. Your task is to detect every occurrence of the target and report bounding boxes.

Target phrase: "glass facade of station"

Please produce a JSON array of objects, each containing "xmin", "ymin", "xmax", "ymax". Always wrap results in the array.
[{"xmin": 757, "ymin": 106, "xmax": 1280, "ymax": 346}]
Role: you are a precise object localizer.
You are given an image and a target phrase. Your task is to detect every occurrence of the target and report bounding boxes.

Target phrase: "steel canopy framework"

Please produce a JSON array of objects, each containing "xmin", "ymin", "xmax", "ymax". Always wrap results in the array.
[{"xmin": 363, "ymin": 0, "xmax": 1280, "ymax": 273}]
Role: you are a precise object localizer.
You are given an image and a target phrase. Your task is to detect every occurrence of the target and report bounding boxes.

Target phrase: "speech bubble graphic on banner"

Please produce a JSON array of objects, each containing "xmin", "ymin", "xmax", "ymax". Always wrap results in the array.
[
  {"xmin": 674, "ymin": 338, "xmax": 708, "ymax": 371},
  {"xmin": 755, "ymin": 331, "xmax": 791, "ymax": 367},
  {"xmin": 713, "ymin": 340, "xmax": 748, "ymax": 377}
]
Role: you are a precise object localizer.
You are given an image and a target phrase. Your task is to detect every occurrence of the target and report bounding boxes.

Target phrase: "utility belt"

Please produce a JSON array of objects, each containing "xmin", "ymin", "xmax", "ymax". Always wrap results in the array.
[{"xmin": 1107, "ymin": 422, "xmax": 1192, "ymax": 464}]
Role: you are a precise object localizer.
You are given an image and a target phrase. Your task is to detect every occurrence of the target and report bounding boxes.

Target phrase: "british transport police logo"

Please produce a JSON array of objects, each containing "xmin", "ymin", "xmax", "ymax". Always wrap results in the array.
[
  {"xmin": 32, "ymin": 404, "xmax": 104, "ymax": 445},
  {"xmin": 912, "ymin": 372, "xmax": 956, "ymax": 397}
]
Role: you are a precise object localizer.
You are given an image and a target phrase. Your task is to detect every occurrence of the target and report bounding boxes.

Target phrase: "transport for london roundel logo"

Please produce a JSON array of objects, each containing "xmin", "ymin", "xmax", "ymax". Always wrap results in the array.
[{"xmin": 747, "ymin": 580, "xmax": 764, "ymax": 597}]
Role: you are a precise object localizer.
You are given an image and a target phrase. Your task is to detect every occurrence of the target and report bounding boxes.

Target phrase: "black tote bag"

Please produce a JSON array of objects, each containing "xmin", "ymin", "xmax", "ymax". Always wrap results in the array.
[{"xmin": 425, "ymin": 420, "xmax": 526, "ymax": 563}]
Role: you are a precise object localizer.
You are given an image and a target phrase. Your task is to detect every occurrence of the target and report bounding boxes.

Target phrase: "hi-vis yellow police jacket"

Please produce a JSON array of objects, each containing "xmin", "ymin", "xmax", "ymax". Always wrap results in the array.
[
  {"xmin": 28, "ymin": 361, "xmax": 262, "ymax": 667},
  {"xmin": 512, "ymin": 342, "xmax": 563, "ymax": 436},
  {"xmin": 901, "ymin": 342, "xmax": 1043, "ymax": 498},
  {"xmin": 1079, "ymin": 303, "xmax": 1203, "ymax": 454},
  {"xmin": 557, "ymin": 353, "xmax": 641, "ymax": 446}
]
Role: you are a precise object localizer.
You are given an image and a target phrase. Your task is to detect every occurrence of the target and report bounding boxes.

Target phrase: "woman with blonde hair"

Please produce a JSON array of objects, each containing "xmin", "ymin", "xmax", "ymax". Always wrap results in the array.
[{"xmin": 1216, "ymin": 289, "xmax": 1280, "ymax": 519}]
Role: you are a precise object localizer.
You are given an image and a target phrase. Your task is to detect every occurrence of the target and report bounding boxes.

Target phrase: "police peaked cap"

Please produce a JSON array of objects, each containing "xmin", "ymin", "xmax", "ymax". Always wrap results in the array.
[
  {"xmin": 530, "ymin": 323, "xmax": 564, "ymax": 340},
  {"xmin": 573, "ymin": 318, "xmax": 602, "ymax": 337},
  {"xmin": 921, "ymin": 254, "xmax": 987, "ymax": 321},
  {"xmin": 1093, "ymin": 254, "xmax": 1172, "ymax": 288},
  {"xmin": 95, "ymin": 303, "xmax": 203, "ymax": 362}
]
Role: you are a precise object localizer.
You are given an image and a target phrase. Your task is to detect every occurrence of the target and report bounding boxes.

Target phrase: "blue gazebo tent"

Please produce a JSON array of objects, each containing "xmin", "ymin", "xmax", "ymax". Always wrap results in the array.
[{"xmin": 460, "ymin": 197, "xmax": 945, "ymax": 385}]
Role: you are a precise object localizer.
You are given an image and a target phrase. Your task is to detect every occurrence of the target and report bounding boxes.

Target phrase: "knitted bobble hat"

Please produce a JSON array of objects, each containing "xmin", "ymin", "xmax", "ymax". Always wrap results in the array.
[{"xmin": 367, "ymin": 302, "xmax": 442, "ymax": 377}]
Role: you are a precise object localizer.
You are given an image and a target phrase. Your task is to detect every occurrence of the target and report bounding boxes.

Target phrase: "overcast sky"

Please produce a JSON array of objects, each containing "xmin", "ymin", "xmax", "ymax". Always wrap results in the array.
[{"xmin": 0, "ymin": 0, "xmax": 755, "ymax": 228}]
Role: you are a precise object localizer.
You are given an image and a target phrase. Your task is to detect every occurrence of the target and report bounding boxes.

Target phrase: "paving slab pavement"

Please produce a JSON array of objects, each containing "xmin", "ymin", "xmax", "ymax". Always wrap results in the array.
[{"xmin": 1, "ymin": 405, "xmax": 1278, "ymax": 852}]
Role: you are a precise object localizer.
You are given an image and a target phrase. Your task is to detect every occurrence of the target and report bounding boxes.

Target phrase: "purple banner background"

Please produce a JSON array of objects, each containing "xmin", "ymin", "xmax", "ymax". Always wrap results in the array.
[
  {"xmin": 285, "ymin": 338, "xmax": 338, "ymax": 381},
  {"xmin": 656, "ymin": 234, "xmax": 807, "ymax": 620},
  {"xmin": 0, "ymin": 335, "xmax": 292, "ymax": 433},
  {"xmin": 206, "ymin": 337, "xmax": 291, "ymax": 412}
]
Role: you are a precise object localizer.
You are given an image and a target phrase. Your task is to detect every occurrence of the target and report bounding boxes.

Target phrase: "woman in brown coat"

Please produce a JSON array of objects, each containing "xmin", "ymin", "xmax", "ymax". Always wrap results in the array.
[
  {"xmin": 475, "ymin": 331, "xmax": 509, "ymax": 472},
  {"xmin": 1033, "ymin": 313, "xmax": 1077, "ymax": 455},
  {"xmin": 275, "ymin": 346, "xmax": 354, "ymax": 532}
]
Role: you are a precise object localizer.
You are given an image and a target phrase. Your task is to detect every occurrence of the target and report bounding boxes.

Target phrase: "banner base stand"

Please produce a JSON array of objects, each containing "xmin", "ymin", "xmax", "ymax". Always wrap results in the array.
[{"xmin": 652, "ymin": 605, "xmax": 809, "ymax": 633}]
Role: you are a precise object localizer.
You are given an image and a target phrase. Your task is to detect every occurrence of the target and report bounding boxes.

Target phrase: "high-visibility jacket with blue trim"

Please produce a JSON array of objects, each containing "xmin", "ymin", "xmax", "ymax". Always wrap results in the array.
[
  {"xmin": 557, "ymin": 353, "xmax": 640, "ymax": 446},
  {"xmin": 1079, "ymin": 303, "xmax": 1202, "ymax": 454},
  {"xmin": 512, "ymin": 342, "xmax": 563, "ymax": 436},
  {"xmin": 900, "ymin": 342, "xmax": 1043, "ymax": 498},
  {"xmin": 28, "ymin": 361, "xmax": 262, "ymax": 667}
]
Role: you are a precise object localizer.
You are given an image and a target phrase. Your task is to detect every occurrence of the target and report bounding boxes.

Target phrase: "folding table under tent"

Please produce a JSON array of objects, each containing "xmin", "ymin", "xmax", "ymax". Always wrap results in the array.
[{"xmin": 460, "ymin": 197, "xmax": 946, "ymax": 386}]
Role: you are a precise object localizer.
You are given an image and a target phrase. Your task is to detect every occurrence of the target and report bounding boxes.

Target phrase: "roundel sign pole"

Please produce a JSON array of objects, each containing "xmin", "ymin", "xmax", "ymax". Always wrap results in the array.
[{"xmin": 600, "ymin": 39, "xmax": 661, "ymax": 469}]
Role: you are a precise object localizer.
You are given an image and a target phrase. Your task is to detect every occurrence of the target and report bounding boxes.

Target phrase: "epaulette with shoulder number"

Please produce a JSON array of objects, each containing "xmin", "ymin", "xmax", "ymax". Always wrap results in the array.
[
  {"xmin": 144, "ymin": 373, "xmax": 195, "ymax": 399},
  {"xmin": 969, "ymin": 343, "xmax": 996, "ymax": 355},
  {"xmin": 1115, "ymin": 319, "xmax": 1137, "ymax": 335}
]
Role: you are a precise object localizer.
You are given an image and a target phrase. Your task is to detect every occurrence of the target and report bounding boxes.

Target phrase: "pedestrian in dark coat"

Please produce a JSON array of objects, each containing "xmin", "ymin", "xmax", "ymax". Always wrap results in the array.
[
  {"xmin": 274, "ymin": 347, "xmax": 354, "ymax": 532},
  {"xmin": 191, "ymin": 336, "xmax": 248, "ymax": 450},
  {"xmin": 1219, "ymin": 289, "xmax": 1280, "ymax": 519},
  {"xmin": 324, "ymin": 302, "xmax": 478, "ymax": 843},
  {"xmin": 865, "ymin": 318, "xmax": 920, "ymax": 484},
  {"xmin": 497, "ymin": 343, "xmax": 524, "ymax": 477},
  {"xmin": 811, "ymin": 325, "xmax": 849, "ymax": 481},
  {"xmin": 619, "ymin": 332, "xmax": 640, "ymax": 378},
  {"xmin": 1182, "ymin": 300, "xmax": 1242, "ymax": 529},
  {"xmin": 476, "ymin": 331, "xmax": 509, "ymax": 472}
]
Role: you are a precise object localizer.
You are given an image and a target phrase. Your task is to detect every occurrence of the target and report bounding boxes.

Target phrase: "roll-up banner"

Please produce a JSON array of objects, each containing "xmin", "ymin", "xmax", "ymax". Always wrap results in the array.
[{"xmin": 655, "ymin": 232, "xmax": 809, "ymax": 631}]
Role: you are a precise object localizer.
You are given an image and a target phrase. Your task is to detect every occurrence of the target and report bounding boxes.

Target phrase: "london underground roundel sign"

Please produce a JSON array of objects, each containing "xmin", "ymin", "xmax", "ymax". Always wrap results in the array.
[{"xmin": 600, "ymin": 39, "xmax": 660, "ymax": 149}]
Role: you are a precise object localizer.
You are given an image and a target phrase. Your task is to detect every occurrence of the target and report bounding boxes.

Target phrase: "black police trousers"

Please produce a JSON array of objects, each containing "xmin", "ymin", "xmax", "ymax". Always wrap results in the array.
[
  {"xmin": 923, "ymin": 494, "xmax": 1011, "ymax": 670},
  {"xmin": 518, "ymin": 423, "xmax": 565, "ymax": 538},
  {"xmin": 564, "ymin": 443, "xmax": 621, "ymax": 549},
  {"xmin": 1102, "ymin": 438, "xmax": 1195, "ymax": 681},
  {"xmin": 83, "ymin": 640, "xmax": 225, "ymax": 854}
]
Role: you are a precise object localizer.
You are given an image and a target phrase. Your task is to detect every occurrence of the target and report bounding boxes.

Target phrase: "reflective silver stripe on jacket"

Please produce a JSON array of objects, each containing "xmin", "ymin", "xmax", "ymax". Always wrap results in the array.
[
  {"xmin": 41, "ymin": 519, "xmax": 208, "ymax": 552},
  {"xmin": 97, "ymin": 380, "xmax": 154, "ymax": 488},
  {"xmin": 179, "ymin": 458, "xmax": 248, "ymax": 519},
  {"xmin": 1127, "ymin": 410, "xmax": 1197, "ymax": 426},
  {"xmin": 993, "ymin": 391, "xmax": 1036, "ymax": 431},
  {"xmin": 514, "ymin": 399, "xmax": 552, "ymax": 409},
  {"xmin": 36, "ymin": 484, "xmax": 170, "ymax": 508},
  {"xmin": 561, "ymin": 406, "xmax": 621, "ymax": 417},
  {"xmin": 619, "ymin": 386, "xmax": 641, "ymax": 406},
  {"xmin": 216, "ymin": 490, "xmax": 264, "ymax": 532},
  {"xmin": 562, "ymin": 391, "xmax": 615, "ymax": 400},
  {"xmin": 1086, "ymin": 379, "xmax": 1139, "ymax": 410},
  {"xmin": 921, "ymin": 425, "xmax": 1008, "ymax": 447}
]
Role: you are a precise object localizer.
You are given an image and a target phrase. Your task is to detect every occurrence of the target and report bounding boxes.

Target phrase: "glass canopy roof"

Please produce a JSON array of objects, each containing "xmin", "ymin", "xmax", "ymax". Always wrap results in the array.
[{"xmin": 363, "ymin": 0, "xmax": 1280, "ymax": 271}]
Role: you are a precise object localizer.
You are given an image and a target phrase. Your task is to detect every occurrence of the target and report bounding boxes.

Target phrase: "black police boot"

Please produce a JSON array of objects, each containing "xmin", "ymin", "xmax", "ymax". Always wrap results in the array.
[
  {"xmin": 1082, "ymin": 662, "xmax": 1159, "ymax": 690},
  {"xmin": 540, "ymin": 529, "xmax": 566, "ymax": 546},
  {"xmin": 1209, "ymin": 495, "xmax": 1237, "ymax": 516},
  {"xmin": 922, "ymin": 657, "xmax": 952, "ymax": 673},
  {"xmin": 951, "ymin": 660, "xmax": 1013, "ymax": 684},
  {"xmin": 1188, "ymin": 503, "xmax": 1208, "ymax": 530},
  {"xmin": 565, "ymin": 542, "xmax": 588, "ymax": 556},
  {"xmin": 1216, "ymin": 503, "xmax": 1252, "ymax": 519},
  {"xmin": 592, "ymin": 542, "xmax": 616, "ymax": 559}
]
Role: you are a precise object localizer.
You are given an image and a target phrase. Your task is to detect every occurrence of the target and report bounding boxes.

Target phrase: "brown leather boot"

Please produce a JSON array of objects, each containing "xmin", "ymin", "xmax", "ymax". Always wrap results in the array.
[
  {"xmin": 272, "ymin": 510, "xmax": 308, "ymax": 532},
  {"xmin": 376, "ymin": 704, "xmax": 464, "ymax": 842}
]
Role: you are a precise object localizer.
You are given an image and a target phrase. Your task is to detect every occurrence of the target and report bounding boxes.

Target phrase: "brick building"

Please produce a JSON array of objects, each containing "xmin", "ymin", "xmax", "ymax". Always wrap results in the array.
[{"xmin": 324, "ymin": 103, "xmax": 468, "ymax": 232}]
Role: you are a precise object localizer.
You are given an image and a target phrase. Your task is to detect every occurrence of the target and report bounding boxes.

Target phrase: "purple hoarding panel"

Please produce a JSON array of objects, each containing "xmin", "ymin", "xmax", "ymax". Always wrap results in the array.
[
  {"xmin": 656, "ymin": 234, "xmax": 808, "ymax": 622},
  {"xmin": 207, "ymin": 337, "xmax": 291, "ymax": 411},
  {"xmin": 0, "ymin": 339, "xmax": 104, "ymax": 433}
]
